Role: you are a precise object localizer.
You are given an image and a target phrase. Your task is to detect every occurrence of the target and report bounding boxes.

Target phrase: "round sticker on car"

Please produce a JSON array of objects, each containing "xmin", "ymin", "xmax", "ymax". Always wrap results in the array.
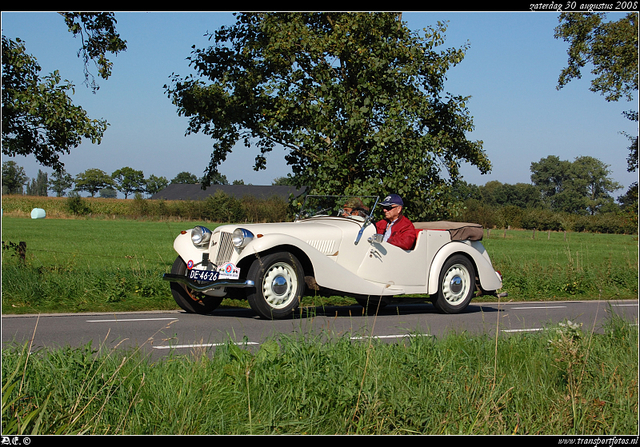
[{"xmin": 187, "ymin": 260, "xmax": 194, "ymax": 270}]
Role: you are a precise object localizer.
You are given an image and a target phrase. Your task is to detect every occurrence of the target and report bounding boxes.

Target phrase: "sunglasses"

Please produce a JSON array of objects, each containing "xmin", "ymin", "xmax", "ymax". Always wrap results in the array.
[{"xmin": 381, "ymin": 205, "xmax": 397, "ymax": 211}]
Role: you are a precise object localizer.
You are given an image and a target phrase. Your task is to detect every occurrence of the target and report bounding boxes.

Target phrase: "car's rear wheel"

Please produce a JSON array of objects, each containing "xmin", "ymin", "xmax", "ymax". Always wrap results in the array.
[
  {"xmin": 432, "ymin": 255, "xmax": 476, "ymax": 314},
  {"xmin": 246, "ymin": 252, "xmax": 304, "ymax": 320},
  {"xmin": 169, "ymin": 256, "xmax": 223, "ymax": 314}
]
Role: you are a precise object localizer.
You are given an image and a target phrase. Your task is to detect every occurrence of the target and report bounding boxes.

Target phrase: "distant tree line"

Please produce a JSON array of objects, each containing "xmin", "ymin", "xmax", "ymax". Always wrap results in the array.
[
  {"xmin": 3, "ymin": 154, "xmax": 636, "ymax": 233},
  {"xmin": 450, "ymin": 155, "xmax": 636, "ymax": 217},
  {"xmin": 1, "ymin": 161, "xmax": 294, "ymax": 198},
  {"xmin": 445, "ymin": 155, "xmax": 637, "ymax": 234}
]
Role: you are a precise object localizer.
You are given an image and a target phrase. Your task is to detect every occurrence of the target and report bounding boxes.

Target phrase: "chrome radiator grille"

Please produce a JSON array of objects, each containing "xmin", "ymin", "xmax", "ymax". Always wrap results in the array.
[{"xmin": 212, "ymin": 232, "xmax": 235, "ymax": 266}]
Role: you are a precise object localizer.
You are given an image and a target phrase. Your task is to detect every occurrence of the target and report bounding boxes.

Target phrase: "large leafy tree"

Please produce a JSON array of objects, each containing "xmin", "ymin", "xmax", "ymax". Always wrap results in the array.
[
  {"xmin": 49, "ymin": 168, "xmax": 74, "ymax": 197},
  {"xmin": 2, "ymin": 13, "xmax": 126, "ymax": 170},
  {"xmin": 146, "ymin": 174, "xmax": 169, "ymax": 196},
  {"xmin": 165, "ymin": 12, "xmax": 490, "ymax": 220},
  {"xmin": 74, "ymin": 168, "xmax": 114, "ymax": 197},
  {"xmin": 479, "ymin": 181, "xmax": 543, "ymax": 209},
  {"xmin": 111, "ymin": 166, "xmax": 146, "ymax": 199},
  {"xmin": 1, "ymin": 161, "xmax": 28, "ymax": 195},
  {"xmin": 170, "ymin": 172, "xmax": 198, "ymax": 184},
  {"xmin": 2, "ymin": 36, "xmax": 108, "ymax": 171},
  {"xmin": 60, "ymin": 12, "xmax": 127, "ymax": 92},
  {"xmin": 571, "ymin": 155, "xmax": 622, "ymax": 214},
  {"xmin": 555, "ymin": 12, "xmax": 638, "ymax": 215},
  {"xmin": 26, "ymin": 170, "xmax": 49, "ymax": 196},
  {"xmin": 554, "ymin": 12, "xmax": 637, "ymax": 103},
  {"xmin": 531, "ymin": 155, "xmax": 621, "ymax": 215}
]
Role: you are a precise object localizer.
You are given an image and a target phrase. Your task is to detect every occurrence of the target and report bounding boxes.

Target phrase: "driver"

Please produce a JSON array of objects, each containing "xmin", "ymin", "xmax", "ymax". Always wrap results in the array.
[{"xmin": 375, "ymin": 194, "xmax": 416, "ymax": 250}]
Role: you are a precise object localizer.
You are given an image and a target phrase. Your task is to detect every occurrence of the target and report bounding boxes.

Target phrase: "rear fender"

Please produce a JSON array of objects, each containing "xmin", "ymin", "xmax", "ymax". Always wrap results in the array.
[{"xmin": 427, "ymin": 241, "xmax": 502, "ymax": 295}]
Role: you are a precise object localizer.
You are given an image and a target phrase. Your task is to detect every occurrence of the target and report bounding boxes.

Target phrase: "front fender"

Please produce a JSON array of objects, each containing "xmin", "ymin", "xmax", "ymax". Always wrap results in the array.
[
  {"xmin": 173, "ymin": 230, "xmax": 208, "ymax": 267},
  {"xmin": 427, "ymin": 241, "xmax": 502, "ymax": 295},
  {"xmin": 236, "ymin": 233, "xmax": 324, "ymax": 263}
]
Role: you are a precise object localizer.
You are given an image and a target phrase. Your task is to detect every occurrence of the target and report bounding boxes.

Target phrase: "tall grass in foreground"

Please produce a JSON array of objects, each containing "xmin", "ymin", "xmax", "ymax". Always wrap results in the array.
[{"xmin": 3, "ymin": 316, "xmax": 637, "ymax": 435}]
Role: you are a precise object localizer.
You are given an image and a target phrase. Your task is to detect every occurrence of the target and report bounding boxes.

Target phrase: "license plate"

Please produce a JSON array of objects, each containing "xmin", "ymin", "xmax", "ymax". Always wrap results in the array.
[{"xmin": 188, "ymin": 269, "xmax": 219, "ymax": 282}]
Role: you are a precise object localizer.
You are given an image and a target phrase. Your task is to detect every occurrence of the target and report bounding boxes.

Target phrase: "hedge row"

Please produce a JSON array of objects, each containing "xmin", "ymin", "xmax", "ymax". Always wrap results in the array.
[
  {"xmin": 2, "ymin": 194, "xmax": 637, "ymax": 234},
  {"xmin": 461, "ymin": 201, "xmax": 638, "ymax": 235}
]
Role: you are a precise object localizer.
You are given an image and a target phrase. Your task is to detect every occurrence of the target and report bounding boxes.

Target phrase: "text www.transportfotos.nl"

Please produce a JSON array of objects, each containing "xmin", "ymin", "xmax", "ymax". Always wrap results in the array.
[{"xmin": 558, "ymin": 437, "xmax": 639, "ymax": 446}]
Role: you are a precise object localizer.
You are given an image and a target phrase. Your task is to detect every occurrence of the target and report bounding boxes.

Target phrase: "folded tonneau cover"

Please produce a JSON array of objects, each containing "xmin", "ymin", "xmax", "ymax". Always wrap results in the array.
[{"xmin": 413, "ymin": 221, "xmax": 484, "ymax": 241}]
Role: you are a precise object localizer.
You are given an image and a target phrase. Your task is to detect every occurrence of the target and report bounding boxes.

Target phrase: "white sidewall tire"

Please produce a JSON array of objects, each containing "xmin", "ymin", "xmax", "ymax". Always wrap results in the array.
[
  {"xmin": 247, "ymin": 252, "xmax": 304, "ymax": 320},
  {"xmin": 433, "ymin": 255, "xmax": 475, "ymax": 314}
]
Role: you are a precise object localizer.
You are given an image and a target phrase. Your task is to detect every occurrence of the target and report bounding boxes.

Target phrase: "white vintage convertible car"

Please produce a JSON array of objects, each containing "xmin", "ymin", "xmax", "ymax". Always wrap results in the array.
[{"xmin": 163, "ymin": 195, "xmax": 505, "ymax": 319}]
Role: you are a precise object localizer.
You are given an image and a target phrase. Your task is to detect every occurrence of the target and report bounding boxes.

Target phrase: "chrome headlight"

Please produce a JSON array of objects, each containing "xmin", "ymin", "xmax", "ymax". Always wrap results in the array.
[
  {"xmin": 232, "ymin": 228, "xmax": 254, "ymax": 248},
  {"xmin": 191, "ymin": 226, "xmax": 212, "ymax": 247}
]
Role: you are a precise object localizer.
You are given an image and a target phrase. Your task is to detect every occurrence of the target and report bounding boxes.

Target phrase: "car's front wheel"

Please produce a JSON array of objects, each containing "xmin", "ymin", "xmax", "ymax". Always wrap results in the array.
[
  {"xmin": 246, "ymin": 252, "xmax": 304, "ymax": 320},
  {"xmin": 169, "ymin": 256, "xmax": 223, "ymax": 314},
  {"xmin": 432, "ymin": 255, "xmax": 476, "ymax": 314}
]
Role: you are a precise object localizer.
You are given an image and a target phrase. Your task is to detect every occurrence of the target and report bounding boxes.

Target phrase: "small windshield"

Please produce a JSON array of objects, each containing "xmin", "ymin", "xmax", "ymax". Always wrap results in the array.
[{"xmin": 296, "ymin": 195, "xmax": 379, "ymax": 221}]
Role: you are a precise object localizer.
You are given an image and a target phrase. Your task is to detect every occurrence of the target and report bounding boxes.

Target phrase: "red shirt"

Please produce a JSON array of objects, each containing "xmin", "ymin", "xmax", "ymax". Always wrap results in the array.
[{"xmin": 375, "ymin": 215, "xmax": 417, "ymax": 250}]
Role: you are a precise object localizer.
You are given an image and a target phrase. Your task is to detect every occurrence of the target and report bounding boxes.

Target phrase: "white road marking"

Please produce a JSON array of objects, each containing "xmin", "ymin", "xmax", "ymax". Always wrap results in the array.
[
  {"xmin": 502, "ymin": 328, "xmax": 544, "ymax": 333},
  {"xmin": 87, "ymin": 317, "xmax": 179, "ymax": 323},
  {"xmin": 154, "ymin": 342, "xmax": 259, "ymax": 350},
  {"xmin": 350, "ymin": 334, "xmax": 429, "ymax": 340},
  {"xmin": 510, "ymin": 306, "xmax": 567, "ymax": 310}
]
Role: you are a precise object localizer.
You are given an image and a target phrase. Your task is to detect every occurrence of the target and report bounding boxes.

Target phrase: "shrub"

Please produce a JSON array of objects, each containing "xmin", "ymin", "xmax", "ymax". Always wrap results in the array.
[
  {"xmin": 241, "ymin": 195, "xmax": 290, "ymax": 223},
  {"xmin": 202, "ymin": 191, "xmax": 246, "ymax": 222},
  {"xmin": 498, "ymin": 205, "xmax": 524, "ymax": 229},
  {"xmin": 571, "ymin": 213, "xmax": 634, "ymax": 234},
  {"xmin": 460, "ymin": 199, "xmax": 500, "ymax": 228},
  {"xmin": 66, "ymin": 193, "xmax": 91, "ymax": 216},
  {"xmin": 520, "ymin": 209, "xmax": 565, "ymax": 231}
]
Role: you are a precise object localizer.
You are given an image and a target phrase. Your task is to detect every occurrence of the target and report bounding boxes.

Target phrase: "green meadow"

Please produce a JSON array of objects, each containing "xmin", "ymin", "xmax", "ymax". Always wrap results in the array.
[
  {"xmin": 1, "ymin": 216, "xmax": 637, "ymax": 314},
  {"xmin": 480, "ymin": 228, "xmax": 638, "ymax": 301}
]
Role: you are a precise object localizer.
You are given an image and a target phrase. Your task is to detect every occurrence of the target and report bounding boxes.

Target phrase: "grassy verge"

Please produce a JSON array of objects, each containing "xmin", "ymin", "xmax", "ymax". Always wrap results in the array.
[
  {"xmin": 1, "ymin": 216, "xmax": 638, "ymax": 314},
  {"xmin": 2, "ymin": 315, "xmax": 637, "ymax": 435},
  {"xmin": 480, "ymin": 228, "xmax": 638, "ymax": 301}
]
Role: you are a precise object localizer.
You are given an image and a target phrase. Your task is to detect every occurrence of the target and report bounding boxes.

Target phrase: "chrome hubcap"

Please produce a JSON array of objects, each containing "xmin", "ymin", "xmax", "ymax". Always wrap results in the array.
[
  {"xmin": 271, "ymin": 275, "xmax": 288, "ymax": 295},
  {"xmin": 263, "ymin": 262, "xmax": 298, "ymax": 309},
  {"xmin": 450, "ymin": 276, "xmax": 463, "ymax": 294},
  {"xmin": 442, "ymin": 264, "xmax": 471, "ymax": 305}
]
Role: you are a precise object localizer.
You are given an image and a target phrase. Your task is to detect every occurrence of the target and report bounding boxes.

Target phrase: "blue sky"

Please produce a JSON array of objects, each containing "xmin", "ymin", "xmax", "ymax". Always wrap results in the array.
[{"xmin": 2, "ymin": 11, "xmax": 637, "ymax": 197}]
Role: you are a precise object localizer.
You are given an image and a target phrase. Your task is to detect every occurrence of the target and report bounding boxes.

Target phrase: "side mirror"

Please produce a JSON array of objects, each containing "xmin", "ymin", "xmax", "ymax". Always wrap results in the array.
[{"xmin": 367, "ymin": 233, "xmax": 383, "ymax": 244}]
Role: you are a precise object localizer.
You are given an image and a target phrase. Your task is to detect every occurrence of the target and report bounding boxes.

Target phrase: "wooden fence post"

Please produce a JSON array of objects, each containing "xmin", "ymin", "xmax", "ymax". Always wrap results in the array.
[{"xmin": 18, "ymin": 241, "xmax": 26, "ymax": 264}]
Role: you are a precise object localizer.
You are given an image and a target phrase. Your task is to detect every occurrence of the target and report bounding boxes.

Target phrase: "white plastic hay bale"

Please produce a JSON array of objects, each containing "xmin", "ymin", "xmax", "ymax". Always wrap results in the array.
[{"xmin": 31, "ymin": 208, "xmax": 46, "ymax": 219}]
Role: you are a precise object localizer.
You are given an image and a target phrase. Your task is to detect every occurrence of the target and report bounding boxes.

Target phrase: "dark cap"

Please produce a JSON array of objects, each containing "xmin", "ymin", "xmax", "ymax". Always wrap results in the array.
[{"xmin": 380, "ymin": 194, "xmax": 403, "ymax": 207}]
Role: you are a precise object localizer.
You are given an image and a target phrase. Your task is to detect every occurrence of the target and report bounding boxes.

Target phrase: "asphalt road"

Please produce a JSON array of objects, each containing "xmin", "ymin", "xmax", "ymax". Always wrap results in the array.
[{"xmin": 2, "ymin": 299, "xmax": 637, "ymax": 360}]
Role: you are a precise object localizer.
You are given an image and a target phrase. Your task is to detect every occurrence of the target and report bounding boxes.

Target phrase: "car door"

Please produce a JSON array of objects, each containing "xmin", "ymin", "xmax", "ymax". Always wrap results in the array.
[{"xmin": 355, "ymin": 231, "xmax": 427, "ymax": 287}]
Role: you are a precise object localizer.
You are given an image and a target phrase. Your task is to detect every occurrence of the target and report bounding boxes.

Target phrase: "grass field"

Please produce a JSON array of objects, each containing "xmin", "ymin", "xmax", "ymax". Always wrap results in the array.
[
  {"xmin": 480, "ymin": 228, "xmax": 638, "ymax": 301},
  {"xmin": 1, "ymin": 216, "xmax": 637, "ymax": 314}
]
